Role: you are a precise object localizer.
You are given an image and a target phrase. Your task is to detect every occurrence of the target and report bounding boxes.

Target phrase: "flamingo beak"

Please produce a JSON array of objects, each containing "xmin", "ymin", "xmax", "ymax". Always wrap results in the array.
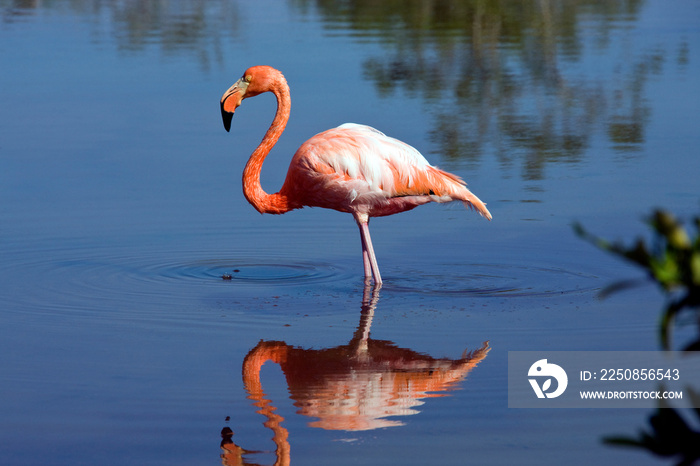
[{"xmin": 220, "ymin": 78, "xmax": 249, "ymax": 132}]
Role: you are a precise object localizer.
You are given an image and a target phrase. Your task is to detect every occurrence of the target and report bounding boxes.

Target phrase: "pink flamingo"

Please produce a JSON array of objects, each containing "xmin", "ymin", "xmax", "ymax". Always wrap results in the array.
[{"xmin": 220, "ymin": 66, "xmax": 491, "ymax": 285}]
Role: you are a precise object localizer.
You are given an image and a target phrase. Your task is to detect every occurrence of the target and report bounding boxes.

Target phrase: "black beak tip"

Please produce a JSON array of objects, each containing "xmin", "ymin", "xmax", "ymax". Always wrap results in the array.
[{"xmin": 220, "ymin": 101, "xmax": 233, "ymax": 132}]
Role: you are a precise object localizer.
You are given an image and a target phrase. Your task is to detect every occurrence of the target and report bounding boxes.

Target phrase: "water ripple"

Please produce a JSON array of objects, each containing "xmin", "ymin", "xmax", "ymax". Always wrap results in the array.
[
  {"xmin": 3, "ymin": 242, "xmax": 602, "ymax": 324},
  {"xmin": 384, "ymin": 263, "xmax": 600, "ymax": 298},
  {"xmin": 2, "ymin": 246, "xmax": 347, "ymax": 319},
  {"xmin": 160, "ymin": 259, "xmax": 338, "ymax": 284}
]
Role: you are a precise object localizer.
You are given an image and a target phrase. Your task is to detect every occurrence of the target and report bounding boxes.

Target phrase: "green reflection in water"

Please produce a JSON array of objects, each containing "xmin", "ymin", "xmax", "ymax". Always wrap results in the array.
[
  {"xmin": 2, "ymin": 0, "xmax": 690, "ymax": 180},
  {"xmin": 0, "ymin": 0, "xmax": 239, "ymax": 71},
  {"xmin": 295, "ymin": 0, "xmax": 689, "ymax": 180}
]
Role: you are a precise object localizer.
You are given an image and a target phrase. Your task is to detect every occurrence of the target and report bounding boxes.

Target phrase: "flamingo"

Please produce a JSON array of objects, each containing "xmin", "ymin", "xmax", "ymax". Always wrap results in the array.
[{"xmin": 220, "ymin": 66, "xmax": 491, "ymax": 285}]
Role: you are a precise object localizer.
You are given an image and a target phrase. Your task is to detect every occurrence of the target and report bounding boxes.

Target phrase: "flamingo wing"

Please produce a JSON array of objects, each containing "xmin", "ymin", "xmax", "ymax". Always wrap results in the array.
[{"xmin": 283, "ymin": 123, "xmax": 491, "ymax": 219}]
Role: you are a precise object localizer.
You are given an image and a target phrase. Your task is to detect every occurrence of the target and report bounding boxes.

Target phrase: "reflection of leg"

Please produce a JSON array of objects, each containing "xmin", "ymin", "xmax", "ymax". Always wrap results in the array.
[
  {"xmin": 357, "ymin": 219, "xmax": 382, "ymax": 285},
  {"xmin": 352, "ymin": 283, "xmax": 381, "ymax": 356}
]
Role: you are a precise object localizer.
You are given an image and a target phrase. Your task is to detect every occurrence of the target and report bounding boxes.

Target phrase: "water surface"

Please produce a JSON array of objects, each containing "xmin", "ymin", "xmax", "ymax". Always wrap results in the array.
[{"xmin": 1, "ymin": 1, "xmax": 699, "ymax": 465}]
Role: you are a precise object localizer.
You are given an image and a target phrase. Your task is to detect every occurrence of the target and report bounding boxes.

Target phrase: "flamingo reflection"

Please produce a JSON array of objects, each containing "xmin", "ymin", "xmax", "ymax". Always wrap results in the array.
[{"xmin": 221, "ymin": 286, "xmax": 490, "ymax": 465}]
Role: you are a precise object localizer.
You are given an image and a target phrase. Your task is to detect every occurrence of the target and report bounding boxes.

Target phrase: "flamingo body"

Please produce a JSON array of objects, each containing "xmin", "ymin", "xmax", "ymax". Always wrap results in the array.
[
  {"xmin": 221, "ymin": 66, "xmax": 491, "ymax": 285},
  {"xmin": 283, "ymin": 123, "xmax": 490, "ymax": 219}
]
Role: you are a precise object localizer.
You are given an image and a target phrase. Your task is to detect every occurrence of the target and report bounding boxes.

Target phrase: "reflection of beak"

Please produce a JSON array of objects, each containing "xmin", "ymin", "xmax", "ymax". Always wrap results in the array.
[{"xmin": 220, "ymin": 78, "xmax": 249, "ymax": 132}]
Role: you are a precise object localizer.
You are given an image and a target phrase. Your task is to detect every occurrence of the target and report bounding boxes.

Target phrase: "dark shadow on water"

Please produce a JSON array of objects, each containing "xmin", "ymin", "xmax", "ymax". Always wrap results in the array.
[{"xmin": 220, "ymin": 284, "xmax": 490, "ymax": 465}]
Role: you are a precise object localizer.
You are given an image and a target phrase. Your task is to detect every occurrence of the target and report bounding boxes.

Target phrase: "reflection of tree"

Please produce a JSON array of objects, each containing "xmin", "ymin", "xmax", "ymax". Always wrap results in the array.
[
  {"xmin": 0, "ymin": 0, "xmax": 238, "ymax": 71},
  {"xmin": 222, "ymin": 285, "xmax": 490, "ymax": 465},
  {"xmin": 4, "ymin": 0, "xmax": 686, "ymax": 175},
  {"xmin": 296, "ymin": 0, "xmax": 683, "ymax": 180}
]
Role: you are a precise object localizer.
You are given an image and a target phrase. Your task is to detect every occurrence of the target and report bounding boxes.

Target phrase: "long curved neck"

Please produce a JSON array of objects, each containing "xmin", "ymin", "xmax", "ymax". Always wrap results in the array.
[
  {"xmin": 243, "ymin": 78, "xmax": 294, "ymax": 214},
  {"xmin": 242, "ymin": 342, "xmax": 291, "ymax": 466}
]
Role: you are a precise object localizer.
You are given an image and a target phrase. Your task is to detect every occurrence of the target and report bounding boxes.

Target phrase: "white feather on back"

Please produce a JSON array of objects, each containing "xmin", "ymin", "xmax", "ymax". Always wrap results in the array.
[{"xmin": 295, "ymin": 123, "xmax": 436, "ymax": 197}]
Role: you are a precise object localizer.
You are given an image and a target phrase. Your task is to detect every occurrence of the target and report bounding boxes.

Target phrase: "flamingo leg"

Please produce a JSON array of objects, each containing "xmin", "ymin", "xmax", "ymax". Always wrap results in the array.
[
  {"xmin": 356, "ymin": 218, "xmax": 382, "ymax": 285},
  {"xmin": 359, "ymin": 230, "xmax": 372, "ymax": 280}
]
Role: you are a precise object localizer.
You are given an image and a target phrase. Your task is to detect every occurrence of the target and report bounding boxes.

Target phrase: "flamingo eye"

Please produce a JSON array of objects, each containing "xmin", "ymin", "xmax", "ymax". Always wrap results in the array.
[{"xmin": 245, "ymin": 75, "xmax": 252, "ymax": 83}]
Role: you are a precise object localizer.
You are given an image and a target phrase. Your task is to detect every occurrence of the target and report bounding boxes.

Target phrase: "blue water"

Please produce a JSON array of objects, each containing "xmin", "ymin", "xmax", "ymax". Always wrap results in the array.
[{"xmin": 1, "ymin": 1, "xmax": 699, "ymax": 465}]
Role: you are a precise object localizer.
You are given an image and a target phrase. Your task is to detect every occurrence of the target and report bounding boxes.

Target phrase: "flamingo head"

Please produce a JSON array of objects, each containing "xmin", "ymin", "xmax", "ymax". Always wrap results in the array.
[
  {"xmin": 220, "ymin": 74, "xmax": 250, "ymax": 132},
  {"xmin": 220, "ymin": 66, "xmax": 283, "ymax": 132}
]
